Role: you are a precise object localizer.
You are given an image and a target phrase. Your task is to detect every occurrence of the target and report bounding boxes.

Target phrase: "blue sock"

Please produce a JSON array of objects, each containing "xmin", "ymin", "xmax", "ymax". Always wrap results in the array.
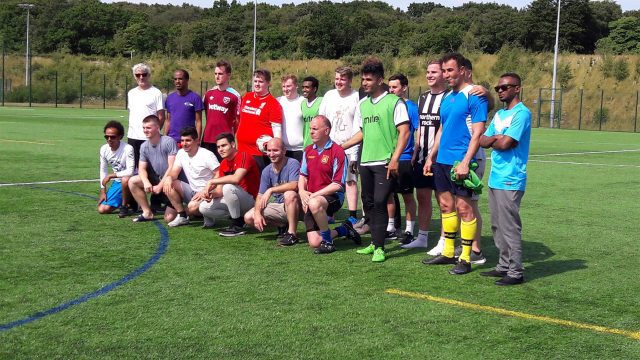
[
  {"xmin": 335, "ymin": 226, "xmax": 347, "ymax": 238},
  {"xmin": 320, "ymin": 229, "xmax": 333, "ymax": 243},
  {"xmin": 347, "ymin": 216, "xmax": 357, "ymax": 225}
]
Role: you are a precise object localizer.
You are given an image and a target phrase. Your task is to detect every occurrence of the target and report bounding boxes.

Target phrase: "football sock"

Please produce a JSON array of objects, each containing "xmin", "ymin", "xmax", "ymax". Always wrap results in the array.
[
  {"xmin": 232, "ymin": 217, "xmax": 244, "ymax": 227},
  {"xmin": 442, "ymin": 212, "xmax": 459, "ymax": 258},
  {"xmin": 320, "ymin": 229, "xmax": 333, "ymax": 244},
  {"xmin": 416, "ymin": 230, "xmax": 429, "ymax": 242},
  {"xmin": 405, "ymin": 220, "xmax": 415, "ymax": 234},
  {"xmin": 178, "ymin": 211, "xmax": 187, "ymax": 218},
  {"xmin": 387, "ymin": 219, "xmax": 396, "ymax": 232},
  {"xmin": 349, "ymin": 210, "xmax": 357, "ymax": 218},
  {"xmin": 460, "ymin": 218, "xmax": 477, "ymax": 263},
  {"xmin": 334, "ymin": 226, "xmax": 348, "ymax": 238}
]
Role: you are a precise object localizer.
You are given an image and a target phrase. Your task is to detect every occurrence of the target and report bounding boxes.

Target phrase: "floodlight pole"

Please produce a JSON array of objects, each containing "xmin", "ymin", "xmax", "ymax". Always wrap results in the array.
[
  {"xmin": 252, "ymin": 0, "xmax": 257, "ymax": 74},
  {"xmin": 18, "ymin": 3, "xmax": 35, "ymax": 87},
  {"xmin": 550, "ymin": 0, "xmax": 561, "ymax": 128}
]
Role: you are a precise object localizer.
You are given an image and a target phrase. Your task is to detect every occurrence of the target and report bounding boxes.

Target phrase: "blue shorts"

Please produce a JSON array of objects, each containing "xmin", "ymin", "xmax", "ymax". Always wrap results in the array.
[
  {"xmin": 433, "ymin": 162, "xmax": 474, "ymax": 198},
  {"xmin": 101, "ymin": 181, "xmax": 123, "ymax": 208}
]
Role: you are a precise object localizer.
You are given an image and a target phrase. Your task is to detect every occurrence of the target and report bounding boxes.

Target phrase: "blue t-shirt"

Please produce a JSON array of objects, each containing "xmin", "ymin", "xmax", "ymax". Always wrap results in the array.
[
  {"xmin": 437, "ymin": 85, "xmax": 488, "ymax": 165},
  {"xmin": 484, "ymin": 102, "xmax": 532, "ymax": 191},
  {"xmin": 399, "ymin": 99, "xmax": 419, "ymax": 161},
  {"xmin": 258, "ymin": 157, "xmax": 301, "ymax": 203},
  {"xmin": 165, "ymin": 90, "xmax": 205, "ymax": 142}
]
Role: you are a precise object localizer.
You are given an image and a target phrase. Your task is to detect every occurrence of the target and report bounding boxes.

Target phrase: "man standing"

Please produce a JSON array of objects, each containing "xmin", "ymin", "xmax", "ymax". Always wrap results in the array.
[
  {"xmin": 301, "ymin": 76, "xmax": 323, "ymax": 149},
  {"xmin": 278, "ymin": 74, "xmax": 304, "ymax": 162},
  {"xmin": 200, "ymin": 133, "xmax": 260, "ymax": 236},
  {"xmin": 98, "ymin": 120, "xmax": 135, "ymax": 217},
  {"xmin": 244, "ymin": 138, "xmax": 301, "ymax": 246},
  {"xmin": 163, "ymin": 127, "xmax": 220, "ymax": 227},
  {"xmin": 479, "ymin": 72, "xmax": 531, "ymax": 285},
  {"xmin": 344, "ymin": 59, "xmax": 410, "ymax": 262},
  {"xmin": 402, "ymin": 60, "xmax": 447, "ymax": 250},
  {"xmin": 319, "ymin": 66, "xmax": 361, "ymax": 225},
  {"xmin": 128, "ymin": 115, "xmax": 178, "ymax": 223},
  {"xmin": 202, "ymin": 60, "xmax": 241, "ymax": 161},
  {"xmin": 236, "ymin": 69, "xmax": 283, "ymax": 171},
  {"xmin": 165, "ymin": 69, "xmax": 204, "ymax": 144},
  {"xmin": 423, "ymin": 53, "xmax": 488, "ymax": 275},
  {"xmin": 299, "ymin": 116, "xmax": 360, "ymax": 254},
  {"xmin": 386, "ymin": 73, "xmax": 419, "ymax": 245},
  {"xmin": 127, "ymin": 63, "xmax": 165, "ymax": 167}
]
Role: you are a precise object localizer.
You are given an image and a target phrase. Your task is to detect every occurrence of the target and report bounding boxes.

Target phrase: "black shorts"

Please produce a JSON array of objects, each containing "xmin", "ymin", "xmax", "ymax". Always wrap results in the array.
[
  {"xmin": 127, "ymin": 138, "xmax": 146, "ymax": 169},
  {"xmin": 285, "ymin": 150, "xmax": 304, "ymax": 163},
  {"xmin": 394, "ymin": 160, "xmax": 414, "ymax": 194},
  {"xmin": 201, "ymin": 141, "xmax": 222, "ymax": 162},
  {"xmin": 304, "ymin": 194, "xmax": 343, "ymax": 232},
  {"xmin": 413, "ymin": 161, "xmax": 435, "ymax": 189},
  {"xmin": 433, "ymin": 162, "xmax": 474, "ymax": 198}
]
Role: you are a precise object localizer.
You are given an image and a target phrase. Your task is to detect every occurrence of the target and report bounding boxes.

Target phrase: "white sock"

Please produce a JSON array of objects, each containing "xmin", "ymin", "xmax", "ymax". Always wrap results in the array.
[
  {"xmin": 387, "ymin": 219, "xmax": 396, "ymax": 232},
  {"xmin": 405, "ymin": 220, "xmax": 415, "ymax": 234}
]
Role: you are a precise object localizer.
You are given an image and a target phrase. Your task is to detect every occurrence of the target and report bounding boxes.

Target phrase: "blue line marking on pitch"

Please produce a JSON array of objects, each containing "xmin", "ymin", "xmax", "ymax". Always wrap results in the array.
[{"xmin": 0, "ymin": 187, "xmax": 170, "ymax": 331}]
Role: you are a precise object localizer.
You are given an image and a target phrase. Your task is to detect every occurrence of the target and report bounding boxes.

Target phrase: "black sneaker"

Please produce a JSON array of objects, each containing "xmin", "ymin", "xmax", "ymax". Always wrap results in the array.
[
  {"xmin": 342, "ymin": 221, "xmax": 362, "ymax": 245},
  {"xmin": 422, "ymin": 254, "xmax": 457, "ymax": 265},
  {"xmin": 480, "ymin": 269, "xmax": 508, "ymax": 278},
  {"xmin": 314, "ymin": 241, "xmax": 336, "ymax": 254},
  {"xmin": 401, "ymin": 231, "xmax": 414, "ymax": 245},
  {"xmin": 496, "ymin": 275, "xmax": 524, "ymax": 286},
  {"xmin": 449, "ymin": 259, "xmax": 472, "ymax": 275},
  {"xmin": 118, "ymin": 206, "xmax": 129, "ymax": 218},
  {"xmin": 219, "ymin": 225, "xmax": 246, "ymax": 237},
  {"xmin": 385, "ymin": 230, "xmax": 398, "ymax": 240},
  {"xmin": 276, "ymin": 226, "xmax": 287, "ymax": 241},
  {"xmin": 278, "ymin": 233, "xmax": 299, "ymax": 246}
]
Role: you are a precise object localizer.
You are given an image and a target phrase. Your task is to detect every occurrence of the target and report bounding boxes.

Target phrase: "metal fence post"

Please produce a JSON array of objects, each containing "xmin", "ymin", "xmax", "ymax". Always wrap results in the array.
[
  {"xmin": 1, "ymin": 42, "xmax": 4, "ymax": 107},
  {"xmin": 537, "ymin": 88, "xmax": 542, "ymax": 127},
  {"xmin": 103, "ymin": 74, "xmax": 106, "ymax": 109},
  {"xmin": 55, "ymin": 71, "xmax": 58, "ymax": 108},
  {"xmin": 200, "ymin": 81, "xmax": 203, "ymax": 96},
  {"xmin": 578, "ymin": 88, "xmax": 583, "ymax": 130},
  {"xmin": 80, "ymin": 72, "xmax": 83, "ymax": 108},
  {"xmin": 125, "ymin": 76, "xmax": 128, "ymax": 110},
  {"xmin": 28, "ymin": 54, "xmax": 32, "ymax": 107},
  {"xmin": 599, "ymin": 89, "xmax": 604, "ymax": 131},
  {"xmin": 558, "ymin": 88, "xmax": 564, "ymax": 128},
  {"xmin": 635, "ymin": 91, "xmax": 638, "ymax": 133}
]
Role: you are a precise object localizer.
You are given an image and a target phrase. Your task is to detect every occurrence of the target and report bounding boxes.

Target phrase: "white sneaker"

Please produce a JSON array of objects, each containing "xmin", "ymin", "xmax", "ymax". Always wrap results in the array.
[
  {"xmin": 168, "ymin": 214, "xmax": 189, "ymax": 227},
  {"xmin": 426, "ymin": 236, "xmax": 445, "ymax": 256},
  {"xmin": 401, "ymin": 236, "xmax": 428, "ymax": 249},
  {"xmin": 353, "ymin": 217, "xmax": 366, "ymax": 229}
]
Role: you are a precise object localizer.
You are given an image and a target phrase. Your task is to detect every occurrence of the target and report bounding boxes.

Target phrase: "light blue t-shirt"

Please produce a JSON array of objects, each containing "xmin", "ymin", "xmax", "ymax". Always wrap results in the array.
[
  {"xmin": 484, "ymin": 102, "xmax": 532, "ymax": 191},
  {"xmin": 400, "ymin": 99, "xmax": 419, "ymax": 161},
  {"xmin": 437, "ymin": 85, "xmax": 488, "ymax": 165},
  {"xmin": 259, "ymin": 157, "xmax": 301, "ymax": 203}
]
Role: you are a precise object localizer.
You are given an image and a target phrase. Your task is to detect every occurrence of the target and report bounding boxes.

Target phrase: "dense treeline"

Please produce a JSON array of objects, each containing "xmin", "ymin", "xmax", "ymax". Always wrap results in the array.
[{"xmin": 0, "ymin": 0, "xmax": 638, "ymax": 59}]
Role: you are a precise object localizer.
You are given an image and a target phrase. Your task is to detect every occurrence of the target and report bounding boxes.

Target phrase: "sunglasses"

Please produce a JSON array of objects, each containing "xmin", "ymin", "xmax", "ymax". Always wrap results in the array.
[
  {"xmin": 134, "ymin": 73, "xmax": 148, "ymax": 78},
  {"xmin": 494, "ymin": 84, "xmax": 517, "ymax": 92},
  {"xmin": 104, "ymin": 135, "xmax": 119, "ymax": 140}
]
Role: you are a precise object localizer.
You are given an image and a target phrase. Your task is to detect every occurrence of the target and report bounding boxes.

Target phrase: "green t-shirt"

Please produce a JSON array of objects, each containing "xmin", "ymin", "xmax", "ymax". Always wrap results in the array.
[
  {"xmin": 360, "ymin": 93, "xmax": 402, "ymax": 164},
  {"xmin": 301, "ymin": 96, "xmax": 323, "ymax": 148}
]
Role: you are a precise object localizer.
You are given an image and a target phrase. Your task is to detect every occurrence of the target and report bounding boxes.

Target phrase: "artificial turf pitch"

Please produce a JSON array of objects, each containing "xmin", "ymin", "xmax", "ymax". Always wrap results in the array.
[{"xmin": 1, "ymin": 106, "xmax": 639, "ymax": 359}]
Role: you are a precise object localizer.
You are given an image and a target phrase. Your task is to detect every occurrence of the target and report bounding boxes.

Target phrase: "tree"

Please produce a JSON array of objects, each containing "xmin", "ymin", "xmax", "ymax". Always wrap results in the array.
[{"xmin": 595, "ymin": 17, "xmax": 640, "ymax": 54}]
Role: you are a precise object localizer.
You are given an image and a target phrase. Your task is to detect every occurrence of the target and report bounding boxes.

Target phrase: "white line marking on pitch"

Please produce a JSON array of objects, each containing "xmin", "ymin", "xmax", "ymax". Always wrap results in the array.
[
  {"xmin": 531, "ymin": 149, "xmax": 640, "ymax": 157},
  {"xmin": 0, "ymin": 139, "xmax": 55, "ymax": 146},
  {"xmin": 0, "ymin": 179, "xmax": 98, "ymax": 187},
  {"xmin": 529, "ymin": 160, "xmax": 640, "ymax": 168}
]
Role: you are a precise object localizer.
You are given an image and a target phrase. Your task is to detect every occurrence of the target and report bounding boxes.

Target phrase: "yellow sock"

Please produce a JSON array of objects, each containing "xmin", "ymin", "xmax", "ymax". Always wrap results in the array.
[
  {"xmin": 442, "ymin": 212, "xmax": 458, "ymax": 258},
  {"xmin": 460, "ymin": 218, "xmax": 477, "ymax": 263}
]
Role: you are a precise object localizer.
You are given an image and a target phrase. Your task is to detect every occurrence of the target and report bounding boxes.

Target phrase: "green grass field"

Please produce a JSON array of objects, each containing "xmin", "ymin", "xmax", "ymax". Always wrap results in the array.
[{"xmin": 1, "ymin": 107, "xmax": 639, "ymax": 359}]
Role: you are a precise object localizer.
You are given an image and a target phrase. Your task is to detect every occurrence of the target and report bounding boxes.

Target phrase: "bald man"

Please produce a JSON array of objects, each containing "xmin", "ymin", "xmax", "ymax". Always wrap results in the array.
[{"xmin": 244, "ymin": 138, "xmax": 302, "ymax": 246}]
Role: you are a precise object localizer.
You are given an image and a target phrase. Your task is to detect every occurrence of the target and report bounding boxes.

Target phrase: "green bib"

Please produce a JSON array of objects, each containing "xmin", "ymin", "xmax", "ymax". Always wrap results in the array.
[
  {"xmin": 360, "ymin": 93, "xmax": 401, "ymax": 164},
  {"xmin": 301, "ymin": 96, "xmax": 323, "ymax": 148}
]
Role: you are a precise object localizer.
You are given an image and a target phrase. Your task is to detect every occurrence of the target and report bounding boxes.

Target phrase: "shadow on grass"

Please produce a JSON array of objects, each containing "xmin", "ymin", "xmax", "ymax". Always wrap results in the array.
[{"xmin": 525, "ymin": 259, "xmax": 588, "ymax": 281}]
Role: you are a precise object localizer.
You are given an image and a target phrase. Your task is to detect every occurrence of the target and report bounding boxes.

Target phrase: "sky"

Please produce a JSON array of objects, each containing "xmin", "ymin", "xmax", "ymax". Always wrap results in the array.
[{"xmin": 100, "ymin": 0, "xmax": 639, "ymax": 11}]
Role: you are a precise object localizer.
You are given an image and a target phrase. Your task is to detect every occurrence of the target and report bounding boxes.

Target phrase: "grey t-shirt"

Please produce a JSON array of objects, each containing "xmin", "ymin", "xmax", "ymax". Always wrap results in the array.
[
  {"xmin": 140, "ymin": 135, "xmax": 178, "ymax": 181},
  {"xmin": 259, "ymin": 157, "xmax": 300, "ymax": 203}
]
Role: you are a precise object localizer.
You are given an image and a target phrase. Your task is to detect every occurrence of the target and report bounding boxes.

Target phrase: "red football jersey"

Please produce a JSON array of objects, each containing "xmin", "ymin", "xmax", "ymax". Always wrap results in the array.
[
  {"xmin": 218, "ymin": 150, "xmax": 260, "ymax": 198},
  {"xmin": 202, "ymin": 88, "xmax": 240, "ymax": 143},
  {"xmin": 236, "ymin": 92, "xmax": 283, "ymax": 156}
]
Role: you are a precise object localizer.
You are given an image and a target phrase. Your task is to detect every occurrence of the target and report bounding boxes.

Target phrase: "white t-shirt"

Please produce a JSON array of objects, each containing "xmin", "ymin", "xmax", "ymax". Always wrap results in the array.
[
  {"xmin": 318, "ymin": 89, "xmax": 360, "ymax": 158},
  {"xmin": 127, "ymin": 86, "xmax": 164, "ymax": 140},
  {"xmin": 174, "ymin": 147, "xmax": 220, "ymax": 191},
  {"xmin": 277, "ymin": 95, "xmax": 304, "ymax": 151},
  {"xmin": 99, "ymin": 142, "xmax": 135, "ymax": 189}
]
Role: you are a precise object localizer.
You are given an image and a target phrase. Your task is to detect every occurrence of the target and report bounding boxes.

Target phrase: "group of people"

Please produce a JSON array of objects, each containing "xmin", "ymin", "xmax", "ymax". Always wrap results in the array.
[{"xmin": 98, "ymin": 53, "xmax": 531, "ymax": 285}]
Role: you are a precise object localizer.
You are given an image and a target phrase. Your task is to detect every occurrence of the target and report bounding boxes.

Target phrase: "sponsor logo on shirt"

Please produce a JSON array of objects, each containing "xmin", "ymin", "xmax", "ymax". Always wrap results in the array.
[
  {"xmin": 209, "ymin": 103, "xmax": 229, "ymax": 114},
  {"xmin": 363, "ymin": 115, "xmax": 380, "ymax": 124},
  {"xmin": 184, "ymin": 102, "xmax": 194, "ymax": 107}
]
